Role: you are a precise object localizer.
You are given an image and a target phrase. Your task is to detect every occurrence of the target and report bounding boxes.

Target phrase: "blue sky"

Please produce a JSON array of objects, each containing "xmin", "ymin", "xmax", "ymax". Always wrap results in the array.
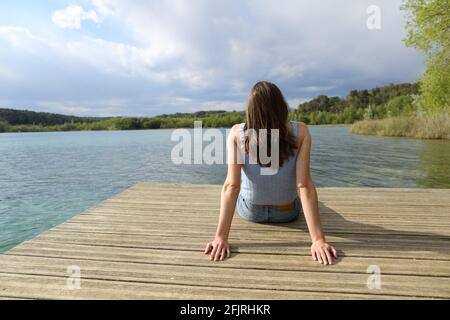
[{"xmin": 0, "ymin": 0, "xmax": 424, "ymax": 117}]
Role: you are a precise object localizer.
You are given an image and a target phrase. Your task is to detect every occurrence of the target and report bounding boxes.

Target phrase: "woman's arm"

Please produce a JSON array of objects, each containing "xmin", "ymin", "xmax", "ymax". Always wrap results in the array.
[
  {"xmin": 296, "ymin": 123, "xmax": 337, "ymax": 265},
  {"xmin": 204, "ymin": 124, "xmax": 242, "ymax": 261}
]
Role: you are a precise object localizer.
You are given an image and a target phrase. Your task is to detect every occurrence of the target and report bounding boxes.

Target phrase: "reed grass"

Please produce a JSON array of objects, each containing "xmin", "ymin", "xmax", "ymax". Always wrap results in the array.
[{"xmin": 351, "ymin": 112, "xmax": 450, "ymax": 139}]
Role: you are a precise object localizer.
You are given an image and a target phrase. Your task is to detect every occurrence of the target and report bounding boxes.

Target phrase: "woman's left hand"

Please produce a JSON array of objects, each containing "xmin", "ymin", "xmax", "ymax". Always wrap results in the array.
[{"xmin": 311, "ymin": 239, "xmax": 338, "ymax": 265}]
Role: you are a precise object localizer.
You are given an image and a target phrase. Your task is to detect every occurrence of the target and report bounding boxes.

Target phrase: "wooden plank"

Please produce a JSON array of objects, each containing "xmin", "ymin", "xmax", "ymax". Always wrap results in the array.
[
  {"xmin": 53, "ymin": 221, "xmax": 450, "ymax": 239},
  {"xmin": 0, "ymin": 184, "xmax": 449, "ymax": 300},
  {"xmin": 0, "ymin": 255, "xmax": 448, "ymax": 298},
  {"xmin": 29, "ymin": 231, "xmax": 450, "ymax": 261},
  {"xmin": 35, "ymin": 228, "xmax": 450, "ymax": 249},
  {"xmin": 5, "ymin": 242, "xmax": 450, "ymax": 278},
  {"xmin": 80, "ymin": 206, "xmax": 450, "ymax": 218},
  {"xmin": 72, "ymin": 208, "xmax": 450, "ymax": 224},
  {"xmin": 0, "ymin": 273, "xmax": 416, "ymax": 300},
  {"xmin": 67, "ymin": 215, "xmax": 450, "ymax": 233},
  {"xmin": 79, "ymin": 207, "xmax": 450, "ymax": 217}
]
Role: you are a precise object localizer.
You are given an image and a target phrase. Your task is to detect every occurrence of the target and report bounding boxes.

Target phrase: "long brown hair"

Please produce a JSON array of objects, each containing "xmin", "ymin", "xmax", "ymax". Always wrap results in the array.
[{"xmin": 244, "ymin": 81, "xmax": 297, "ymax": 167}]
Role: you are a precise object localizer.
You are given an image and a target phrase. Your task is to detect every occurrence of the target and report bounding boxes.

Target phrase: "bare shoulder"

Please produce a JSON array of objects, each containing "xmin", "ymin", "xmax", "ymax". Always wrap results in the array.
[
  {"xmin": 296, "ymin": 121, "xmax": 309, "ymax": 136},
  {"xmin": 230, "ymin": 123, "xmax": 241, "ymax": 132},
  {"xmin": 294, "ymin": 121, "xmax": 310, "ymax": 147},
  {"xmin": 228, "ymin": 123, "xmax": 242, "ymax": 142}
]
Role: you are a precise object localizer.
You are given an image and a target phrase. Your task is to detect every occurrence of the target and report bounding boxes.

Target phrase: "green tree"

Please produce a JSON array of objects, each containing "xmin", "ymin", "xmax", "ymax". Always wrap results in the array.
[
  {"xmin": 112, "ymin": 118, "xmax": 144, "ymax": 130},
  {"xmin": 364, "ymin": 105, "xmax": 375, "ymax": 120},
  {"xmin": 143, "ymin": 119, "xmax": 161, "ymax": 129},
  {"xmin": 0, "ymin": 120, "xmax": 10, "ymax": 132},
  {"xmin": 385, "ymin": 95, "xmax": 416, "ymax": 117},
  {"xmin": 402, "ymin": 0, "xmax": 450, "ymax": 111}
]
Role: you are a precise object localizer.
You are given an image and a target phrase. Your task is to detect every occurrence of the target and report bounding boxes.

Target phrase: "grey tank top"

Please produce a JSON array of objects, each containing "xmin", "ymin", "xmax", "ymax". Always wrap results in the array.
[{"xmin": 238, "ymin": 121, "xmax": 299, "ymax": 204}]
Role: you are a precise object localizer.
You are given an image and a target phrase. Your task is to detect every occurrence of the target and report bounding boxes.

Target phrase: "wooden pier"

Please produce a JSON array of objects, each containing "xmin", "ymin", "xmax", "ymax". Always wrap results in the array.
[{"xmin": 0, "ymin": 183, "xmax": 449, "ymax": 299}]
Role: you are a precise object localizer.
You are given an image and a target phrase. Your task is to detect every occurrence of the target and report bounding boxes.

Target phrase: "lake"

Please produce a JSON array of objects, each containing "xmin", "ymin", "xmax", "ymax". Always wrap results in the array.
[{"xmin": 1, "ymin": 125, "xmax": 449, "ymax": 252}]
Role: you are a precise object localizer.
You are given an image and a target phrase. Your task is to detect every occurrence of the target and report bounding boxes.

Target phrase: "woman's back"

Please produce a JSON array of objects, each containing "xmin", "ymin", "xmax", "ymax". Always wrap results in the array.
[
  {"xmin": 206, "ymin": 81, "xmax": 336, "ymax": 265},
  {"xmin": 238, "ymin": 121, "xmax": 299, "ymax": 205}
]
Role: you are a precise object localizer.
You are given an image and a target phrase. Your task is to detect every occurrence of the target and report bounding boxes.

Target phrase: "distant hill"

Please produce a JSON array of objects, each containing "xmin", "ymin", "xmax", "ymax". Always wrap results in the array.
[
  {"xmin": 0, "ymin": 108, "xmax": 236, "ymax": 126},
  {"xmin": 0, "ymin": 108, "xmax": 109, "ymax": 126},
  {"xmin": 297, "ymin": 83, "xmax": 420, "ymax": 113},
  {"xmin": 158, "ymin": 110, "xmax": 232, "ymax": 118}
]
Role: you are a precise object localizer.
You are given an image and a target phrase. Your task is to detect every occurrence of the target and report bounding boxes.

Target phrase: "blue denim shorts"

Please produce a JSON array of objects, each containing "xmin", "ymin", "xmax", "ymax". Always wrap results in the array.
[{"xmin": 237, "ymin": 194, "xmax": 302, "ymax": 223}]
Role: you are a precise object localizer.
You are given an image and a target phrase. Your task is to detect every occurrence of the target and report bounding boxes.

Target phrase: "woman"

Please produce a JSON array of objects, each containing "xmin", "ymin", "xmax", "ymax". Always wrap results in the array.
[{"xmin": 204, "ymin": 81, "xmax": 337, "ymax": 265}]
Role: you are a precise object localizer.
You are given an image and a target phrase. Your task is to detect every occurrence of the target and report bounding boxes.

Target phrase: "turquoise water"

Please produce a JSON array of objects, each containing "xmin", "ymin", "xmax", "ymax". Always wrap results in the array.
[{"xmin": 1, "ymin": 126, "xmax": 449, "ymax": 252}]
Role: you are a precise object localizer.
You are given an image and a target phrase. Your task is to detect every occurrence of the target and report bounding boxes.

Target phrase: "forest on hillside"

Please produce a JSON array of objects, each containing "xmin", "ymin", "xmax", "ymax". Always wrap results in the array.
[{"xmin": 0, "ymin": 82, "xmax": 420, "ymax": 132}]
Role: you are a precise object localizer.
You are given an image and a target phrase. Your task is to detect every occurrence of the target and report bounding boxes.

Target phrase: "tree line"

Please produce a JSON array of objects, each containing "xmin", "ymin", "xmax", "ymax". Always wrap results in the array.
[
  {"xmin": 0, "ymin": 108, "xmax": 106, "ymax": 126},
  {"xmin": 0, "ymin": 82, "xmax": 422, "ymax": 132}
]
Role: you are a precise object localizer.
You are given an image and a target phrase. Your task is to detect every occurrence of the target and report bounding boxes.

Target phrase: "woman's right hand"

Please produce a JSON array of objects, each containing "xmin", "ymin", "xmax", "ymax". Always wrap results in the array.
[
  {"xmin": 204, "ymin": 237, "xmax": 231, "ymax": 261},
  {"xmin": 311, "ymin": 239, "xmax": 338, "ymax": 265}
]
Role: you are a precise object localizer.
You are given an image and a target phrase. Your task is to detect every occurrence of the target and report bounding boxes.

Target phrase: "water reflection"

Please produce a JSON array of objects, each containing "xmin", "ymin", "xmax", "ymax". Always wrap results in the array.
[{"xmin": 417, "ymin": 139, "xmax": 450, "ymax": 188}]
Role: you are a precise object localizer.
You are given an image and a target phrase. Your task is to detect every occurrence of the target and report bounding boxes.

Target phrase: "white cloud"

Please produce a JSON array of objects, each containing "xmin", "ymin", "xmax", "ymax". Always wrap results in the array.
[
  {"xmin": 0, "ymin": 0, "xmax": 425, "ymax": 116},
  {"xmin": 287, "ymin": 98, "xmax": 310, "ymax": 108},
  {"xmin": 302, "ymin": 85, "xmax": 337, "ymax": 93},
  {"xmin": 269, "ymin": 64, "xmax": 305, "ymax": 80},
  {"xmin": 0, "ymin": 26, "xmax": 40, "ymax": 48},
  {"xmin": 52, "ymin": 5, "xmax": 101, "ymax": 29},
  {"xmin": 91, "ymin": 0, "xmax": 116, "ymax": 16},
  {"xmin": 61, "ymin": 37, "xmax": 156, "ymax": 75},
  {"xmin": 36, "ymin": 99, "xmax": 128, "ymax": 116},
  {"xmin": 174, "ymin": 97, "xmax": 193, "ymax": 103}
]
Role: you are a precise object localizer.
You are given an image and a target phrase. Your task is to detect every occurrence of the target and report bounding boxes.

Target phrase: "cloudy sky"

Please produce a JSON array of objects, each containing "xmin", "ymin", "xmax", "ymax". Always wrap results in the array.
[{"xmin": 0, "ymin": 0, "xmax": 424, "ymax": 117}]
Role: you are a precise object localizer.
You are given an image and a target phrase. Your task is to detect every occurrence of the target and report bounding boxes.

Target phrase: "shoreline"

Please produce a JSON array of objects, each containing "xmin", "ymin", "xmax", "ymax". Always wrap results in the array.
[{"xmin": 0, "ymin": 123, "xmax": 352, "ymax": 134}]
